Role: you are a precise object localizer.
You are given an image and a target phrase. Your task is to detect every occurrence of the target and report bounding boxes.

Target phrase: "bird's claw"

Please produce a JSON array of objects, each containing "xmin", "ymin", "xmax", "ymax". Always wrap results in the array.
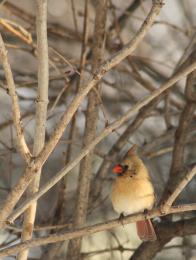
[
  {"xmin": 143, "ymin": 209, "xmax": 148, "ymax": 219},
  {"xmin": 119, "ymin": 213, "xmax": 125, "ymax": 227}
]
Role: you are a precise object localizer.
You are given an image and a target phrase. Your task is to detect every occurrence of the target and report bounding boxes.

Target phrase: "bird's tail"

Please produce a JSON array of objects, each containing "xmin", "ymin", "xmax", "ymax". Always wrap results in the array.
[{"xmin": 136, "ymin": 219, "xmax": 157, "ymax": 241}]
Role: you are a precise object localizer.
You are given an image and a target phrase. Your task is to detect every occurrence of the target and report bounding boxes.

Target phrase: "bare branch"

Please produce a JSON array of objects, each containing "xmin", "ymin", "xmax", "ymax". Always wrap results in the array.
[
  {"xmin": 160, "ymin": 54, "xmax": 196, "ymax": 205},
  {"xmin": 0, "ymin": 34, "xmax": 31, "ymax": 162},
  {"xmin": 161, "ymin": 166, "xmax": 196, "ymax": 213},
  {"xmin": 67, "ymin": 0, "xmax": 108, "ymax": 258},
  {"xmin": 17, "ymin": 1, "xmax": 49, "ymax": 259},
  {"xmin": 1, "ymin": 205, "xmax": 196, "ymax": 258}
]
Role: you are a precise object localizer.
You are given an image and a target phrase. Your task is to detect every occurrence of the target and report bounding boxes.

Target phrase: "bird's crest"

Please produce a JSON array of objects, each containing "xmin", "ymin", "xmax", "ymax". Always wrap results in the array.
[{"xmin": 127, "ymin": 144, "xmax": 138, "ymax": 156}]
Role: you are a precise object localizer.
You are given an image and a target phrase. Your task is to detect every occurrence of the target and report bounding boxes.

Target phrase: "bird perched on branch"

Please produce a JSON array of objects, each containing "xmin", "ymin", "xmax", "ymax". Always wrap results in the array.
[{"xmin": 111, "ymin": 145, "xmax": 157, "ymax": 241}]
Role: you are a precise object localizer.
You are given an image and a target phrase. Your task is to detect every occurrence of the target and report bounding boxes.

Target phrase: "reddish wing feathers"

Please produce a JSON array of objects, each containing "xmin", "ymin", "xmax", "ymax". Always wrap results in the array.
[{"xmin": 136, "ymin": 220, "xmax": 157, "ymax": 241}]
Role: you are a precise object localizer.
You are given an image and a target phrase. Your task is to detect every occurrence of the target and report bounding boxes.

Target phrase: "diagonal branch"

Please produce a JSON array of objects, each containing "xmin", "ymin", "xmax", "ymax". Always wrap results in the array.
[
  {"xmin": 161, "ymin": 166, "xmax": 196, "ymax": 213},
  {"xmin": 0, "ymin": 34, "xmax": 31, "ymax": 162}
]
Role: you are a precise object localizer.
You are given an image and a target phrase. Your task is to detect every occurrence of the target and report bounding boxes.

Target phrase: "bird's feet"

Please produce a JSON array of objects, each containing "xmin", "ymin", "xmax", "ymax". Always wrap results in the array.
[
  {"xmin": 119, "ymin": 213, "xmax": 125, "ymax": 226},
  {"xmin": 143, "ymin": 209, "xmax": 148, "ymax": 219}
]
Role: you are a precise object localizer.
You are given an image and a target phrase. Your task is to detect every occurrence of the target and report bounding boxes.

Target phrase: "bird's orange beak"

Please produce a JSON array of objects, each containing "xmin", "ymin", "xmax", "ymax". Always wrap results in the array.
[{"xmin": 112, "ymin": 164, "xmax": 123, "ymax": 174}]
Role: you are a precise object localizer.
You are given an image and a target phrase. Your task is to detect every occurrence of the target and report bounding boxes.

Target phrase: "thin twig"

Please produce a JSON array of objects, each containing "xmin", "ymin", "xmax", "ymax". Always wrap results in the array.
[
  {"xmin": 161, "ymin": 166, "xmax": 196, "ymax": 213},
  {"xmin": 0, "ymin": 34, "xmax": 31, "ymax": 162},
  {"xmin": 0, "ymin": 18, "xmax": 32, "ymax": 44},
  {"xmin": 70, "ymin": 0, "xmax": 79, "ymax": 36}
]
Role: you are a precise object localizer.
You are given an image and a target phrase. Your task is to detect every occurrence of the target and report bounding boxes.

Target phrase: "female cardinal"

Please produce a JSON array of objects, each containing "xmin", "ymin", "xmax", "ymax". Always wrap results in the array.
[{"xmin": 111, "ymin": 145, "xmax": 157, "ymax": 241}]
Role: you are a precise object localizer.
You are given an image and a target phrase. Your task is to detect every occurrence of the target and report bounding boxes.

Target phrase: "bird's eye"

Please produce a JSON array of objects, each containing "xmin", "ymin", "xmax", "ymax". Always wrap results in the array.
[{"xmin": 122, "ymin": 165, "xmax": 128, "ymax": 172}]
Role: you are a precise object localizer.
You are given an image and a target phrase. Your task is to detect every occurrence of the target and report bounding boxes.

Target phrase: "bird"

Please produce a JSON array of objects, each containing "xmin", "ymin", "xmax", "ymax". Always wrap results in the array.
[{"xmin": 111, "ymin": 145, "xmax": 157, "ymax": 241}]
